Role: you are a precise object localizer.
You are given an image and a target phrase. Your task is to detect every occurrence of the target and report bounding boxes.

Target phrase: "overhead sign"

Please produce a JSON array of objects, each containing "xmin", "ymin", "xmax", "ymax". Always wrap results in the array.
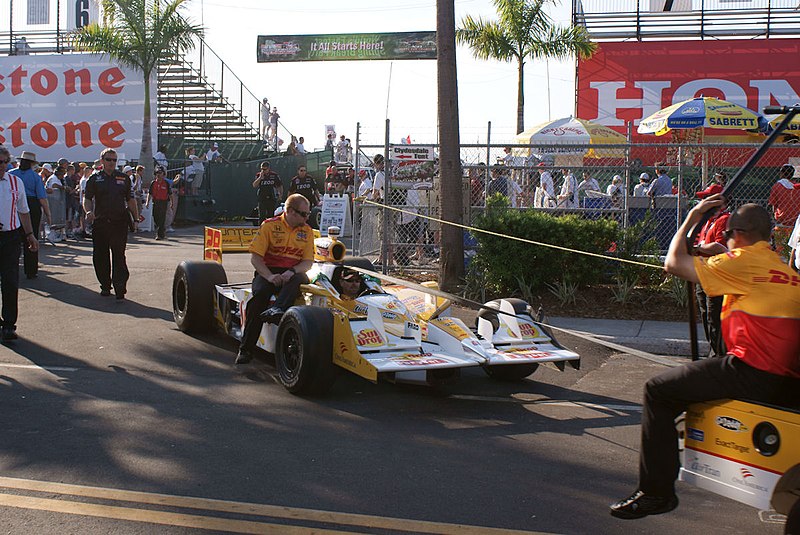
[
  {"xmin": 576, "ymin": 39, "xmax": 800, "ymax": 141},
  {"xmin": 0, "ymin": 54, "xmax": 156, "ymax": 162},
  {"xmin": 257, "ymin": 32, "xmax": 436, "ymax": 62}
]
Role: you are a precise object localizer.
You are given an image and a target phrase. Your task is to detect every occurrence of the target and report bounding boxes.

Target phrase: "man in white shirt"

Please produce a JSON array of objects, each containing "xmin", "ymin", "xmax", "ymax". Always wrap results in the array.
[
  {"xmin": 535, "ymin": 163, "xmax": 555, "ymax": 208},
  {"xmin": 206, "ymin": 143, "xmax": 222, "ymax": 162},
  {"xmin": 557, "ymin": 168, "xmax": 579, "ymax": 209},
  {"xmin": 154, "ymin": 145, "xmax": 168, "ymax": 168},
  {"xmin": 0, "ymin": 144, "xmax": 39, "ymax": 341},
  {"xmin": 633, "ymin": 173, "xmax": 650, "ymax": 197},
  {"xmin": 296, "ymin": 137, "xmax": 306, "ymax": 155}
]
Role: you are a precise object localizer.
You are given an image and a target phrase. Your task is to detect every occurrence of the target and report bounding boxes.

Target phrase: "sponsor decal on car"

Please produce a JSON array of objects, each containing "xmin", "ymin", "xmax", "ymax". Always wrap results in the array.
[
  {"xmin": 519, "ymin": 322, "xmax": 539, "ymax": 338},
  {"xmin": 716, "ymin": 416, "xmax": 748, "ymax": 432},
  {"xmin": 731, "ymin": 469, "xmax": 769, "ymax": 493},
  {"xmin": 714, "ymin": 437, "xmax": 750, "ymax": 454},
  {"xmin": 499, "ymin": 348, "xmax": 546, "ymax": 359},
  {"xmin": 687, "ymin": 428, "xmax": 705, "ymax": 442},
  {"xmin": 391, "ymin": 352, "xmax": 448, "ymax": 366},
  {"xmin": 356, "ymin": 328, "xmax": 383, "ymax": 347},
  {"xmin": 689, "ymin": 458, "xmax": 721, "ymax": 478}
]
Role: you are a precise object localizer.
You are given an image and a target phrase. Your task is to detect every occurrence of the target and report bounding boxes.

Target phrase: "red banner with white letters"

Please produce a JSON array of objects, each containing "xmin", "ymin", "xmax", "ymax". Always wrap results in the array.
[{"xmin": 576, "ymin": 39, "xmax": 800, "ymax": 142}]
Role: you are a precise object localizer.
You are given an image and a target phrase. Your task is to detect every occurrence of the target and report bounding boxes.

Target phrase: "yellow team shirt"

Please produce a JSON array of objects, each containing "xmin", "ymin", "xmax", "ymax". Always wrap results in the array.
[
  {"xmin": 694, "ymin": 241, "xmax": 800, "ymax": 378},
  {"xmin": 249, "ymin": 214, "xmax": 314, "ymax": 268}
]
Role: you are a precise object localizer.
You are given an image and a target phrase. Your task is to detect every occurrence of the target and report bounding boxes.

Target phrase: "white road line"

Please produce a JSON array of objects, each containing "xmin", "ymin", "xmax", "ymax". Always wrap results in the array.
[
  {"xmin": 0, "ymin": 363, "xmax": 78, "ymax": 372},
  {"xmin": 448, "ymin": 394, "xmax": 643, "ymax": 411}
]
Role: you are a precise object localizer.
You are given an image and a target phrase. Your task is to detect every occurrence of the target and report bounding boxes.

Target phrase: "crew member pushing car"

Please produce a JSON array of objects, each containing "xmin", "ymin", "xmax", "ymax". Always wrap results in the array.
[
  {"xmin": 610, "ymin": 195, "xmax": 800, "ymax": 520},
  {"xmin": 236, "ymin": 194, "xmax": 314, "ymax": 365}
]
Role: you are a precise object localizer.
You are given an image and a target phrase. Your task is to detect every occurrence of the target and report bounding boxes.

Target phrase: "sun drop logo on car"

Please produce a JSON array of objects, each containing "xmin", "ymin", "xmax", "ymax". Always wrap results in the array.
[
  {"xmin": 716, "ymin": 416, "xmax": 748, "ymax": 432},
  {"xmin": 355, "ymin": 328, "xmax": 383, "ymax": 347},
  {"xmin": 519, "ymin": 323, "xmax": 538, "ymax": 338}
]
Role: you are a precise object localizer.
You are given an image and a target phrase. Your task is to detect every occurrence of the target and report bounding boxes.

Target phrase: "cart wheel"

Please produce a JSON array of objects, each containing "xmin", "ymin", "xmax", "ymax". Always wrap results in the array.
[
  {"xmin": 173, "ymin": 261, "xmax": 227, "ymax": 333},
  {"xmin": 275, "ymin": 307, "xmax": 337, "ymax": 395}
]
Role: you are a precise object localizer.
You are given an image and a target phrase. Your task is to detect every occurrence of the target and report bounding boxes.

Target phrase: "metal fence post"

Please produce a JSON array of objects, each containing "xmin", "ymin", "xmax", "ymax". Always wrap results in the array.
[
  {"xmin": 382, "ymin": 119, "xmax": 390, "ymax": 274},
  {"xmin": 677, "ymin": 146, "xmax": 683, "ymax": 233},
  {"xmin": 484, "ymin": 121, "xmax": 491, "ymax": 205},
  {"xmin": 354, "ymin": 122, "xmax": 361, "ymax": 256}
]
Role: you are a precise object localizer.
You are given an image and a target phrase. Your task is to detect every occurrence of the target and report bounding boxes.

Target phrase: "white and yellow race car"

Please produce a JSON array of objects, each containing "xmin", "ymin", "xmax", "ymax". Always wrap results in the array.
[{"xmin": 172, "ymin": 226, "xmax": 580, "ymax": 395}]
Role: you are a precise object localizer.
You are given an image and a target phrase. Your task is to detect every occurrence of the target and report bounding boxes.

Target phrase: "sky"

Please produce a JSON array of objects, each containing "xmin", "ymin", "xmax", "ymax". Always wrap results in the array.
[{"xmin": 182, "ymin": 0, "xmax": 578, "ymax": 149}]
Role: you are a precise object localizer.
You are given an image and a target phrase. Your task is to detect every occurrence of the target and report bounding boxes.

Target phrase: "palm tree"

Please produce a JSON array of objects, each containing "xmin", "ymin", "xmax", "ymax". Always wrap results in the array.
[
  {"xmin": 73, "ymin": 0, "xmax": 202, "ymax": 183},
  {"xmin": 457, "ymin": 0, "xmax": 596, "ymax": 134}
]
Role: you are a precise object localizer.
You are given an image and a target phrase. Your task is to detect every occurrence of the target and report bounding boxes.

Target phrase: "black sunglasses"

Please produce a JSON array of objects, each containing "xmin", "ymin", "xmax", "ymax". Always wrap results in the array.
[
  {"xmin": 104, "ymin": 157, "xmax": 117, "ymax": 162},
  {"xmin": 0, "ymin": 159, "xmax": 8, "ymax": 164},
  {"xmin": 291, "ymin": 207, "xmax": 310, "ymax": 218}
]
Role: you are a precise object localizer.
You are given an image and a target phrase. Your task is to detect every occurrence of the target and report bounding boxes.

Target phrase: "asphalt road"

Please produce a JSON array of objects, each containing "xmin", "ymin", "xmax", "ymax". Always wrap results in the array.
[{"xmin": 0, "ymin": 226, "xmax": 786, "ymax": 534}]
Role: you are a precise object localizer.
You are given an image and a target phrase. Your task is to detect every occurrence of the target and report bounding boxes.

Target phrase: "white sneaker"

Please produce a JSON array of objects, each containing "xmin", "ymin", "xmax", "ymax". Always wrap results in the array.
[{"xmin": 166, "ymin": 227, "xmax": 175, "ymax": 233}]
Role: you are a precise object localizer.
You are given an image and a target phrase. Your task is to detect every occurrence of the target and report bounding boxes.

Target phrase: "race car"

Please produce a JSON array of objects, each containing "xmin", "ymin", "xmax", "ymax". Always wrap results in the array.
[
  {"xmin": 680, "ymin": 399, "xmax": 800, "ymax": 524},
  {"xmin": 172, "ymin": 225, "xmax": 580, "ymax": 395}
]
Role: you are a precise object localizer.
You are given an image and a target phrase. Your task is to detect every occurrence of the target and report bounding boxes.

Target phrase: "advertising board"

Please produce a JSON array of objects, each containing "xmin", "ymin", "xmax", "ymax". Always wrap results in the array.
[
  {"xmin": 576, "ymin": 39, "xmax": 800, "ymax": 142},
  {"xmin": 0, "ymin": 54, "xmax": 156, "ymax": 162}
]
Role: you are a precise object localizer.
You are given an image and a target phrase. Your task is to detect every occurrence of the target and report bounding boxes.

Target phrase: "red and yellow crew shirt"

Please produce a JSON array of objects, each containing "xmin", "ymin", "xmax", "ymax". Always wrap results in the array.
[
  {"xmin": 249, "ymin": 213, "xmax": 314, "ymax": 269},
  {"xmin": 694, "ymin": 241, "xmax": 800, "ymax": 378}
]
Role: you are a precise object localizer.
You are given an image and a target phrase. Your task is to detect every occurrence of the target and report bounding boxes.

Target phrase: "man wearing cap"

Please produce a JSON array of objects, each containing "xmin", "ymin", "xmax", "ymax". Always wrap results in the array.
[
  {"xmin": 633, "ymin": 172, "xmax": 650, "ymax": 197},
  {"xmin": 206, "ymin": 142, "xmax": 222, "ymax": 163},
  {"xmin": 236, "ymin": 193, "xmax": 314, "ymax": 365},
  {"xmin": 610, "ymin": 195, "xmax": 800, "ymax": 520},
  {"xmin": 83, "ymin": 148, "xmax": 139, "ymax": 299},
  {"xmin": 145, "ymin": 166, "xmax": 173, "ymax": 240},
  {"xmin": 252, "ymin": 161, "xmax": 283, "ymax": 221},
  {"xmin": 695, "ymin": 170, "xmax": 726, "ymax": 199},
  {"xmin": 646, "ymin": 163, "xmax": 673, "ymax": 198},
  {"xmin": 0, "ymin": 145, "xmax": 39, "ymax": 340},
  {"xmin": 9, "ymin": 151, "xmax": 51, "ymax": 279}
]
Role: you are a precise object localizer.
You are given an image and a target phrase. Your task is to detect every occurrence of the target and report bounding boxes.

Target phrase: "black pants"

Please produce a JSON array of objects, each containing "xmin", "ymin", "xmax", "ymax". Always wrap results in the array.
[
  {"xmin": 695, "ymin": 284, "xmax": 726, "ymax": 358},
  {"xmin": 92, "ymin": 219, "xmax": 129, "ymax": 294},
  {"xmin": 0, "ymin": 230, "xmax": 22, "ymax": 329},
  {"xmin": 24, "ymin": 197, "xmax": 41, "ymax": 277},
  {"xmin": 639, "ymin": 356, "xmax": 800, "ymax": 497},
  {"xmin": 258, "ymin": 198, "xmax": 276, "ymax": 221},
  {"xmin": 152, "ymin": 200, "xmax": 168, "ymax": 238},
  {"xmin": 239, "ymin": 269, "xmax": 308, "ymax": 351}
]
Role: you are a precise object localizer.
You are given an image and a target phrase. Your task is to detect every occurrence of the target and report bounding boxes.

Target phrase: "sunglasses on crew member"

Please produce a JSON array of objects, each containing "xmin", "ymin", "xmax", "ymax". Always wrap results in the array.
[
  {"xmin": 104, "ymin": 157, "xmax": 117, "ymax": 162},
  {"xmin": 290, "ymin": 207, "xmax": 310, "ymax": 218},
  {"xmin": 0, "ymin": 159, "xmax": 8, "ymax": 164}
]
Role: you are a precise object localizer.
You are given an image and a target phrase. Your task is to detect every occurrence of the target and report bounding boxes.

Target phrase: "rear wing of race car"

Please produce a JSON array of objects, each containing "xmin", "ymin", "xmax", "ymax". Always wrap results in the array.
[
  {"xmin": 203, "ymin": 225, "xmax": 325, "ymax": 263},
  {"xmin": 203, "ymin": 226, "xmax": 262, "ymax": 263}
]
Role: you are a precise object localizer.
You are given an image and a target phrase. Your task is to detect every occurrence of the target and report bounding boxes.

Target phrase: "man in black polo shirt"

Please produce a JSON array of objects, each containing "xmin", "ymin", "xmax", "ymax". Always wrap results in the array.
[
  {"xmin": 83, "ymin": 148, "xmax": 139, "ymax": 300},
  {"xmin": 288, "ymin": 164, "xmax": 320, "ymax": 209},
  {"xmin": 252, "ymin": 161, "xmax": 283, "ymax": 221}
]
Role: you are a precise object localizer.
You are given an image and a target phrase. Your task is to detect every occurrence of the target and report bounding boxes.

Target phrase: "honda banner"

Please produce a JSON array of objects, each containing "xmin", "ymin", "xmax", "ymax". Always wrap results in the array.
[
  {"xmin": 0, "ymin": 54, "xmax": 155, "ymax": 162},
  {"xmin": 576, "ymin": 39, "xmax": 800, "ymax": 140}
]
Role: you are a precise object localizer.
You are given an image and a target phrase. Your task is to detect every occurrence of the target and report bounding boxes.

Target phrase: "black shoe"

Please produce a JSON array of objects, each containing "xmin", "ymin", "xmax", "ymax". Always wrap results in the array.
[
  {"xmin": 235, "ymin": 348, "xmax": 252, "ymax": 364},
  {"xmin": 610, "ymin": 491, "xmax": 678, "ymax": 519},
  {"xmin": 100, "ymin": 288, "xmax": 112, "ymax": 297},
  {"xmin": 26, "ymin": 273, "xmax": 37, "ymax": 280},
  {"xmin": 2, "ymin": 327, "xmax": 18, "ymax": 341},
  {"xmin": 115, "ymin": 293, "xmax": 125, "ymax": 301},
  {"xmin": 259, "ymin": 307, "xmax": 285, "ymax": 324}
]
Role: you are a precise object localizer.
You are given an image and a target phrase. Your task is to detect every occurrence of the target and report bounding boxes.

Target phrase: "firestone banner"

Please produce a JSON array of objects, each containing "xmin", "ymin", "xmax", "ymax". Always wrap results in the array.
[
  {"xmin": 257, "ymin": 32, "xmax": 437, "ymax": 62},
  {"xmin": 576, "ymin": 39, "xmax": 800, "ymax": 140},
  {"xmin": 0, "ymin": 54, "xmax": 155, "ymax": 163}
]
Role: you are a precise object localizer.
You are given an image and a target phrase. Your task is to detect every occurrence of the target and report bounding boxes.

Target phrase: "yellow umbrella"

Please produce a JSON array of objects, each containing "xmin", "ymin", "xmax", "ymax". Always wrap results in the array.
[
  {"xmin": 769, "ymin": 114, "xmax": 800, "ymax": 141},
  {"xmin": 638, "ymin": 96, "xmax": 763, "ymax": 136},
  {"xmin": 514, "ymin": 117, "xmax": 626, "ymax": 158}
]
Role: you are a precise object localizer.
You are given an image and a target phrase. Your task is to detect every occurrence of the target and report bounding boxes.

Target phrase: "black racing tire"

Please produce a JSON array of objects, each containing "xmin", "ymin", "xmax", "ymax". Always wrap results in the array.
[
  {"xmin": 483, "ymin": 362, "xmax": 539, "ymax": 381},
  {"xmin": 275, "ymin": 306, "xmax": 337, "ymax": 395},
  {"xmin": 173, "ymin": 261, "xmax": 227, "ymax": 334},
  {"xmin": 343, "ymin": 256, "xmax": 377, "ymax": 273},
  {"xmin": 477, "ymin": 298, "xmax": 538, "ymax": 381},
  {"xmin": 310, "ymin": 206, "xmax": 322, "ymax": 230}
]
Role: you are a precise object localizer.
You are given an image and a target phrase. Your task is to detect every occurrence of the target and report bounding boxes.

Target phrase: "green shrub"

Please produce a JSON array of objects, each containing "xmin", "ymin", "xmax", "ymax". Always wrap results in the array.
[
  {"xmin": 471, "ymin": 196, "xmax": 618, "ymax": 293},
  {"xmin": 613, "ymin": 213, "xmax": 663, "ymax": 287}
]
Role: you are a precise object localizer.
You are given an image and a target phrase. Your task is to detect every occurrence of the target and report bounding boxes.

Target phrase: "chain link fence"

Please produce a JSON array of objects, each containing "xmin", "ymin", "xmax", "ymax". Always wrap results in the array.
[{"xmin": 349, "ymin": 140, "xmax": 800, "ymax": 270}]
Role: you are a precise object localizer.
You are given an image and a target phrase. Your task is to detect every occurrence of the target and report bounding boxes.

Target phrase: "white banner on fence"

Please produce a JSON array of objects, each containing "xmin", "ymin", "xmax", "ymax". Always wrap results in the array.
[
  {"xmin": 0, "ymin": 54, "xmax": 155, "ymax": 163},
  {"xmin": 390, "ymin": 145, "xmax": 435, "ymax": 161}
]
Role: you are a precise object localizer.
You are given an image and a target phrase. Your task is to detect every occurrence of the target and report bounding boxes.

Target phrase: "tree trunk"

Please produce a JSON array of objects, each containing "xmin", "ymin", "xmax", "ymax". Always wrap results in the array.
[
  {"xmin": 139, "ymin": 71, "xmax": 154, "ymax": 188},
  {"xmin": 516, "ymin": 56, "xmax": 525, "ymax": 135},
  {"xmin": 437, "ymin": 0, "xmax": 464, "ymax": 292}
]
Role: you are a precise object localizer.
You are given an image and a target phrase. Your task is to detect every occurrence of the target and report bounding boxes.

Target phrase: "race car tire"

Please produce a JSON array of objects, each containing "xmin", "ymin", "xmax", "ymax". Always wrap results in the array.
[
  {"xmin": 310, "ymin": 206, "xmax": 322, "ymax": 230},
  {"xmin": 476, "ymin": 298, "xmax": 530, "ymax": 331},
  {"xmin": 343, "ymin": 256, "xmax": 377, "ymax": 272},
  {"xmin": 275, "ymin": 306, "xmax": 337, "ymax": 395},
  {"xmin": 483, "ymin": 362, "xmax": 539, "ymax": 381},
  {"xmin": 173, "ymin": 261, "xmax": 227, "ymax": 334}
]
